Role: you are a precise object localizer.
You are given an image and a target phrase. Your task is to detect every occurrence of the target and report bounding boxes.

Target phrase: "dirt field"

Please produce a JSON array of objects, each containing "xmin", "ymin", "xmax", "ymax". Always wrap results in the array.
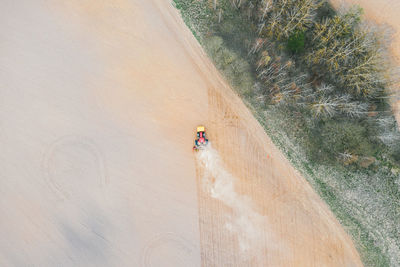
[
  {"xmin": 0, "ymin": 0, "xmax": 361, "ymax": 266},
  {"xmin": 331, "ymin": 0, "xmax": 400, "ymax": 125}
]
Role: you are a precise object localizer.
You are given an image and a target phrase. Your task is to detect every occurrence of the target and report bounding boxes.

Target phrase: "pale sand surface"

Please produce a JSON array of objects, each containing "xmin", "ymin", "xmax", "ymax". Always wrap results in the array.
[
  {"xmin": 331, "ymin": 0, "xmax": 400, "ymax": 124},
  {"xmin": 0, "ymin": 0, "xmax": 361, "ymax": 266}
]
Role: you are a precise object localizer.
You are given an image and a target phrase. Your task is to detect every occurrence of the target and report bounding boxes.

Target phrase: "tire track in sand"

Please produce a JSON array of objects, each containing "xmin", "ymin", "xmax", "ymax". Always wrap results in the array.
[
  {"xmin": 42, "ymin": 135, "xmax": 108, "ymax": 201},
  {"xmin": 141, "ymin": 232, "xmax": 196, "ymax": 267}
]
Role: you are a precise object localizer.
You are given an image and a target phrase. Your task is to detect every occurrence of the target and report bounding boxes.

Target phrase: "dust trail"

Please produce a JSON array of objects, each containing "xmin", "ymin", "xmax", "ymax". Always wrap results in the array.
[{"xmin": 196, "ymin": 144, "xmax": 272, "ymax": 254}]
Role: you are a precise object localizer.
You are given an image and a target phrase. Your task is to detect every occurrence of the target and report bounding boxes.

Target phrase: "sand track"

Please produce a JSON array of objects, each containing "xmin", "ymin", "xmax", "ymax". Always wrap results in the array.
[
  {"xmin": 141, "ymin": 232, "xmax": 196, "ymax": 267},
  {"xmin": 42, "ymin": 135, "xmax": 108, "ymax": 201},
  {"xmin": 0, "ymin": 0, "xmax": 361, "ymax": 266}
]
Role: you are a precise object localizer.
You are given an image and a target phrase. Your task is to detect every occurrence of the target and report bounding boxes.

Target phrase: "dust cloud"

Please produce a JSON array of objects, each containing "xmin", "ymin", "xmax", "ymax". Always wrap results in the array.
[{"xmin": 196, "ymin": 145, "xmax": 277, "ymax": 254}]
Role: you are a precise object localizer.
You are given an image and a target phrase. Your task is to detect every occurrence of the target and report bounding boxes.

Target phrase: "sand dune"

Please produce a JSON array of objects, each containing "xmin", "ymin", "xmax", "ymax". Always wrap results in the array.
[{"xmin": 0, "ymin": 0, "xmax": 361, "ymax": 266}]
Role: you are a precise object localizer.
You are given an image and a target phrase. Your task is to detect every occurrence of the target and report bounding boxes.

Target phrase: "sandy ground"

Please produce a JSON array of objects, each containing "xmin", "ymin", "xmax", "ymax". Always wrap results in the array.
[
  {"xmin": 0, "ymin": 0, "xmax": 361, "ymax": 266},
  {"xmin": 330, "ymin": 0, "xmax": 400, "ymax": 124}
]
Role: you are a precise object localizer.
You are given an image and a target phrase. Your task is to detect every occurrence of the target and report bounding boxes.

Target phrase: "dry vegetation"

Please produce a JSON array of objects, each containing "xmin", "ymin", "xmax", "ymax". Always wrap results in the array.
[{"xmin": 173, "ymin": 0, "xmax": 400, "ymax": 266}]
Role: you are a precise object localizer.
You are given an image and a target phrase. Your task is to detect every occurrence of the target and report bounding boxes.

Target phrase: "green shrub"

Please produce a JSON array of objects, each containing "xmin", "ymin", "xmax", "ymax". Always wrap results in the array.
[
  {"xmin": 318, "ymin": 120, "xmax": 375, "ymax": 161},
  {"xmin": 287, "ymin": 31, "xmax": 305, "ymax": 53}
]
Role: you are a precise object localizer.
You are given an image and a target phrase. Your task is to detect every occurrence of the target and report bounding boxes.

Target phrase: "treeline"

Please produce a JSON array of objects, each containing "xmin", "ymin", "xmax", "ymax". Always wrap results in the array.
[{"xmin": 204, "ymin": 0, "xmax": 400, "ymax": 166}]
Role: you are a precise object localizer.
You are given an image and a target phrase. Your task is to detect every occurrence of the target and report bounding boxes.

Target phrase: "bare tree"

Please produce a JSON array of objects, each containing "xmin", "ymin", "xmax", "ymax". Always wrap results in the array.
[
  {"xmin": 338, "ymin": 99, "xmax": 369, "ymax": 118},
  {"xmin": 310, "ymin": 96, "xmax": 340, "ymax": 118},
  {"xmin": 249, "ymin": 38, "xmax": 265, "ymax": 55},
  {"xmin": 306, "ymin": 8, "xmax": 388, "ymax": 97},
  {"xmin": 258, "ymin": 0, "xmax": 322, "ymax": 40},
  {"xmin": 375, "ymin": 115, "xmax": 400, "ymax": 145},
  {"xmin": 231, "ymin": 0, "xmax": 248, "ymax": 9},
  {"xmin": 296, "ymin": 83, "xmax": 369, "ymax": 119}
]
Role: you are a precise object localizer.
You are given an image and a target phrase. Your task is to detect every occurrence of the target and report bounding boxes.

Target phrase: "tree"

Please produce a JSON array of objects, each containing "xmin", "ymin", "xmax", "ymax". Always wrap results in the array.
[
  {"xmin": 296, "ymin": 84, "xmax": 369, "ymax": 119},
  {"xmin": 257, "ymin": 0, "xmax": 322, "ymax": 40},
  {"xmin": 231, "ymin": 0, "xmax": 249, "ymax": 9},
  {"xmin": 256, "ymin": 51, "xmax": 310, "ymax": 105},
  {"xmin": 305, "ymin": 7, "xmax": 387, "ymax": 97},
  {"xmin": 376, "ymin": 116, "xmax": 400, "ymax": 146}
]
